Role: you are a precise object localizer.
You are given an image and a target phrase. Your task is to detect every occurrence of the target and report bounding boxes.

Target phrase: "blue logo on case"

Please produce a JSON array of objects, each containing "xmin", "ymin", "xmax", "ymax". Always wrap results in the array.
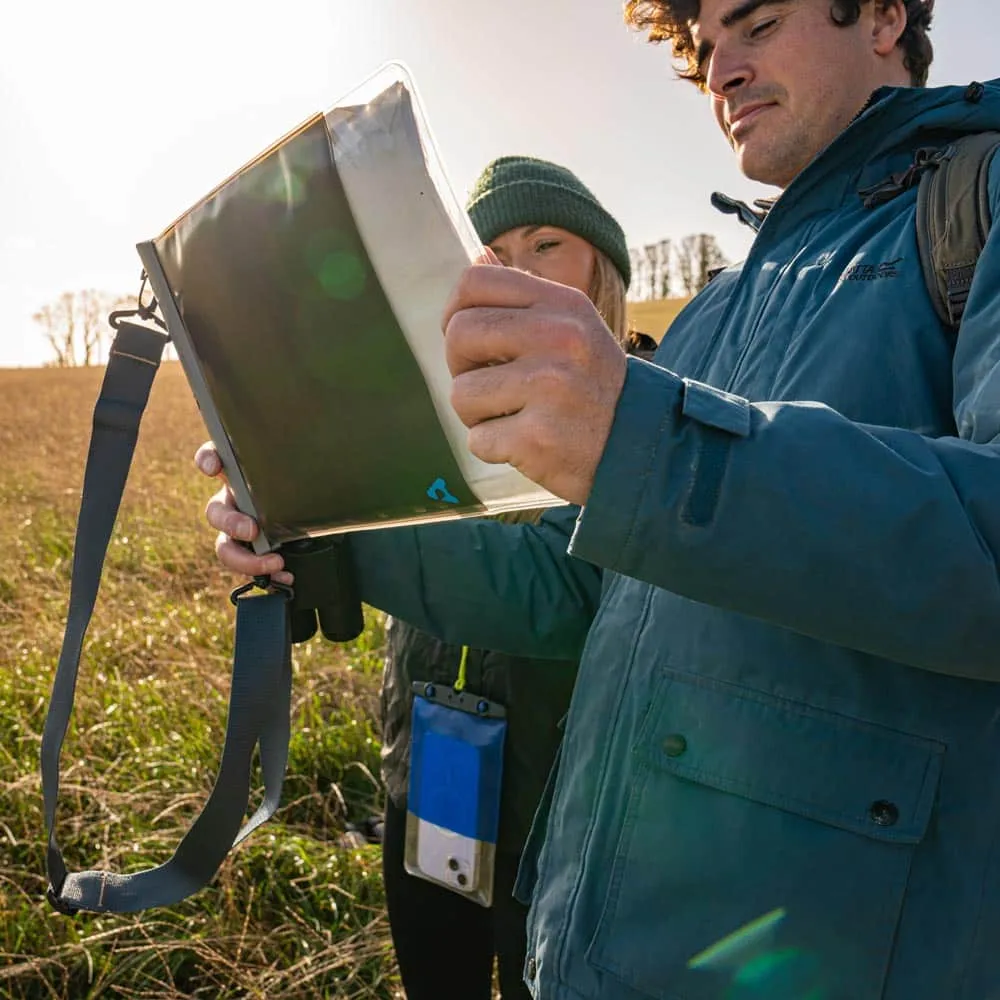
[{"xmin": 427, "ymin": 478, "xmax": 459, "ymax": 504}]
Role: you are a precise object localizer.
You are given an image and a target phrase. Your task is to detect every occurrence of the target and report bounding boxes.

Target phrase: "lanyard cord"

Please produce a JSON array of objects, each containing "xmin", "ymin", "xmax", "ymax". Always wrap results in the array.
[{"xmin": 454, "ymin": 645, "xmax": 470, "ymax": 692}]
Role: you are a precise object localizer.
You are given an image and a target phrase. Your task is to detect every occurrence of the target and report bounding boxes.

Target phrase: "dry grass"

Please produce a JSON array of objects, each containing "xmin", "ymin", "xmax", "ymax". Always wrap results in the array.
[
  {"xmin": 0, "ymin": 363, "xmax": 400, "ymax": 998},
  {"xmin": 626, "ymin": 296, "xmax": 690, "ymax": 342}
]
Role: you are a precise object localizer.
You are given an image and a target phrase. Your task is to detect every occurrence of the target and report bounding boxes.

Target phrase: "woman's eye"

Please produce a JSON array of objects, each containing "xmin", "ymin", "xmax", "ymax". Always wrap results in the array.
[{"xmin": 535, "ymin": 240, "xmax": 559, "ymax": 253}]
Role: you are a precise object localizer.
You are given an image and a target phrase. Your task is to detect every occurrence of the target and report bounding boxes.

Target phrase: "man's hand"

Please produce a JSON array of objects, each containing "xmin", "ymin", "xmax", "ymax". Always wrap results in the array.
[
  {"xmin": 194, "ymin": 442, "xmax": 293, "ymax": 584},
  {"xmin": 443, "ymin": 264, "xmax": 627, "ymax": 506}
]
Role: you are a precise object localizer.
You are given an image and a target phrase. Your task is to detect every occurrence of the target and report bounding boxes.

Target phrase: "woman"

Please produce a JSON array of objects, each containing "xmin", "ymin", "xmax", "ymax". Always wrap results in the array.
[
  {"xmin": 198, "ymin": 156, "xmax": 653, "ymax": 999},
  {"xmin": 376, "ymin": 156, "xmax": 653, "ymax": 1000}
]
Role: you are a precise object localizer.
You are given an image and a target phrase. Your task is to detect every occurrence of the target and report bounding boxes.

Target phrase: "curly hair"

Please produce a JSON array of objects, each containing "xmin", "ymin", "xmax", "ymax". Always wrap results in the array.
[{"xmin": 624, "ymin": 0, "xmax": 935, "ymax": 88}]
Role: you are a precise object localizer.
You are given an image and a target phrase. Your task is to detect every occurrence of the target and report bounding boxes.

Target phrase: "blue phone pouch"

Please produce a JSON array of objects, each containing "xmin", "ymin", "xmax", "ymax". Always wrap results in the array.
[{"xmin": 404, "ymin": 681, "xmax": 506, "ymax": 906}]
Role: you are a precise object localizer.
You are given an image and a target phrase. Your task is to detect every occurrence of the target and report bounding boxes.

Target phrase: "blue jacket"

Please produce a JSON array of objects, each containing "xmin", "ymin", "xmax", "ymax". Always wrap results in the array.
[{"xmin": 354, "ymin": 79, "xmax": 1000, "ymax": 1000}]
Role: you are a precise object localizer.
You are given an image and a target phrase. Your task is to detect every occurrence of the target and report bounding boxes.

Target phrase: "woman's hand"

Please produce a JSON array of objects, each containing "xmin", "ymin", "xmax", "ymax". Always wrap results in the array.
[{"xmin": 194, "ymin": 442, "xmax": 294, "ymax": 584}]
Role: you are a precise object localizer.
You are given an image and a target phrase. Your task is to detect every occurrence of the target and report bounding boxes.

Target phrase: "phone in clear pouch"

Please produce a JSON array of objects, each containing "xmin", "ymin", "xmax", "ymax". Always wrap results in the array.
[{"xmin": 404, "ymin": 682, "xmax": 506, "ymax": 907}]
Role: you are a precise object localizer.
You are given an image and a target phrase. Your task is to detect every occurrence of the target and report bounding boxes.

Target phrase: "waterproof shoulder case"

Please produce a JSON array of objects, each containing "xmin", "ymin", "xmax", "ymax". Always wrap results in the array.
[
  {"xmin": 404, "ymin": 681, "xmax": 506, "ymax": 907},
  {"xmin": 137, "ymin": 62, "xmax": 560, "ymax": 554}
]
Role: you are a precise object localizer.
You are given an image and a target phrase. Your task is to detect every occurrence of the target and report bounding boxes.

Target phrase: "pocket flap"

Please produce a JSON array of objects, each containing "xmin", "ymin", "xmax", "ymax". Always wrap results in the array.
[{"xmin": 638, "ymin": 672, "xmax": 944, "ymax": 844}]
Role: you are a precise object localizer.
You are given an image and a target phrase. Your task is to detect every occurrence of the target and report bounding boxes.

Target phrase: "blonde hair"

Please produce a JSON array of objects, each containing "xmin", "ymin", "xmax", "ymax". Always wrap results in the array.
[{"xmin": 589, "ymin": 249, "xmax": 631, "ymax": 349}]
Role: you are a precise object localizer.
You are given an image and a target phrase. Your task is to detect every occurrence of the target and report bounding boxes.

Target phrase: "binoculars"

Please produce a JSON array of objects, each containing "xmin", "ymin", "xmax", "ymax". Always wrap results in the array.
[{"xmin": 279, "ymin": 535, "xmax": 365, "ymax": 644}]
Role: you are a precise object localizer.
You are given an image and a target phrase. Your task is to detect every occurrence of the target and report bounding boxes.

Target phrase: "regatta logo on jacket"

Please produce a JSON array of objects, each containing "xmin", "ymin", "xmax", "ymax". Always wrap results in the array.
[{"xmin": 840, "ymin": 256, "xmax": 904, "ymax": 282}]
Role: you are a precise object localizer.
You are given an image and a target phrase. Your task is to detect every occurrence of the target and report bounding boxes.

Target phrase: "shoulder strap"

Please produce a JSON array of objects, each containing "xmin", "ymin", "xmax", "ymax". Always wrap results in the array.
[
  {"xmin": 42, "ymin": 320, "xmax": 294, "ymax": 914},
  {"xmin": 915, "ymin": 130, "xmax": 1000, "ymax": 331}
]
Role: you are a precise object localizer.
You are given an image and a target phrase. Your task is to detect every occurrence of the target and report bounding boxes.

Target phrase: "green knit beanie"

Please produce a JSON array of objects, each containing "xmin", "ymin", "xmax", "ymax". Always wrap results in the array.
[{"xmin": 466, "ymin": 156, "xmax": 631, "ymax": 289}]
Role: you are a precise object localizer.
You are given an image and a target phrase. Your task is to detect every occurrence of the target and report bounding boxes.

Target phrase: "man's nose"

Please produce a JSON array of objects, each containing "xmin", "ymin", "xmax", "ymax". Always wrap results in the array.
[{"xmin": 705, "ymin": 41, "xmax": 754, "ymax": 98}]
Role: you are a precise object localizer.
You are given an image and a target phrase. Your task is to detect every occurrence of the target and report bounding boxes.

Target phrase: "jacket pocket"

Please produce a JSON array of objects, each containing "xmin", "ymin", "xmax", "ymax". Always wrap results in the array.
[{"xmin": 586, "ymin": 670, "xmax": 944, "ymax": 1000}]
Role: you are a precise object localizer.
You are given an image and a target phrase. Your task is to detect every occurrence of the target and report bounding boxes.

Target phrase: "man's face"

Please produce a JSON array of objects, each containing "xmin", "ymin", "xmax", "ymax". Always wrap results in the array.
[{"xmin": 690, "ymin": 0, "xmax": 908, "ymax": 188}]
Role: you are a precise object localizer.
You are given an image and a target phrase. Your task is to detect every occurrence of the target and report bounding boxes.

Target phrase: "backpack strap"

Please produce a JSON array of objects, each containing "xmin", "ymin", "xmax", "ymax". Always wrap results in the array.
[{"xmin": 915, "ymin": 130, "xmax": 1000, "ymax": 331}]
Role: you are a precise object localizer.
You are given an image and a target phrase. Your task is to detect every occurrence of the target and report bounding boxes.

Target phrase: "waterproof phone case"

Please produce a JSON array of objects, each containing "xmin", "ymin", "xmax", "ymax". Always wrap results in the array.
[
  {"xmin": 404, "ymin": 681, "xmax": 506, "ymax": 907},
  {"xmin": 136, "ymin": 63, "xmax": 561, "ymax": 554}
]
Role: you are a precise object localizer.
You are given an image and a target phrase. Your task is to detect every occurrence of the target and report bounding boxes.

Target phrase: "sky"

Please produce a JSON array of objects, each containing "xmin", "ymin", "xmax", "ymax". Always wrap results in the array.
[{"xmin": 1, "ymin": 0, "xmax": 997, "ymax": 367}]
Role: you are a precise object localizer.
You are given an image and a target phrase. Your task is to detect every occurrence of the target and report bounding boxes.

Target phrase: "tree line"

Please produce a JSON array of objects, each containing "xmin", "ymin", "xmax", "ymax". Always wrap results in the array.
[
  {"xmin": 32, "ymin": 290, "xmax": 140, "ymax": 368},
  {"xmin": 35, "ymin": 234, "xmax": 729, "ymax": 366},
  {"xmin": 627, "ymin": 233, "xmax": 729, "ymax": 302}
]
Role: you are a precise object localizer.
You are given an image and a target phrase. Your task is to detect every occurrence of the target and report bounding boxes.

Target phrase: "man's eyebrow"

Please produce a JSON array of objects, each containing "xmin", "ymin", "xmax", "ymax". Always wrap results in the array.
[
  {"xmin": 721, "ymin": 0, "xmax": 785, "ymax": 28},
  {"xmin": 694, "ymin": 0, "xmax": 786, "ymax": 66}
]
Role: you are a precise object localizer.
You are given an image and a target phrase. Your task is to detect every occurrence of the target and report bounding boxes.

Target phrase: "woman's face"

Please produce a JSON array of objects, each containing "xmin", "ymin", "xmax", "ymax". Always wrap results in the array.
[{"xmin": 488, "ymin": 225, "xmax": 596, "ymax": 295}]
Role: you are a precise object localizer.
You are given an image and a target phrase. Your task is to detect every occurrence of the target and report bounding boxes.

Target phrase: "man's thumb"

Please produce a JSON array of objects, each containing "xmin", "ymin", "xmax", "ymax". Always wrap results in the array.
[{"xmin": 474, "ymin": 246, "xmax": 503, "ymax": 267}]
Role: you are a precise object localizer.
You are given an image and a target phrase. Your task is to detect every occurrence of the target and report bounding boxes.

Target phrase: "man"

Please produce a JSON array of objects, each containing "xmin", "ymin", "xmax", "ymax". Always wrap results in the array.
[{"xmin": 204, "ymin": 1, "xmax": 1000, "ymax": 996}]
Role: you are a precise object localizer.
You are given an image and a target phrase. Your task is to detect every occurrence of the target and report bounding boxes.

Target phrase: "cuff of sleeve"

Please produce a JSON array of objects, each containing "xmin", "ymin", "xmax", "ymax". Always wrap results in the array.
[
  {"xmin": 569, "ymin": 357, "xmax": 684, "ymax": 570},
  {"xmin": 680, "ymin": 378, "xmax": 751, "ymax": 437},
  {"xmin": 570, "ymin": 364, "xmax": 753, "ymax": 572}
]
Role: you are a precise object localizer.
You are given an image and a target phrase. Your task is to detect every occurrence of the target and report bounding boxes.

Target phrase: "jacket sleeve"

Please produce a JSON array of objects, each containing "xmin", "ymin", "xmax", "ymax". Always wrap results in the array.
[
  {"xmin": 570, "ymin": 158, "xmax": 1000, "ymax": 681},
  {"xmin": 351, "ymin": 504, "xmax": 602, "ymax": 660}
]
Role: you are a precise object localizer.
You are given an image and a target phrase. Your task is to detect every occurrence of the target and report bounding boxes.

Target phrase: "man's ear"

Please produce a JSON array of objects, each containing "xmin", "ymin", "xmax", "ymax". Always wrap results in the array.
[{"xmin": 872, "ymin": 0, "xmax": 907, "ymax": 57}]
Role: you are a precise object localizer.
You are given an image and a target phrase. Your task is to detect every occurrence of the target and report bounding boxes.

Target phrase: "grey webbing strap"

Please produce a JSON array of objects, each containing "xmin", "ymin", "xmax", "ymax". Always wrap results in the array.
[{"xmin": 42, "ymin": 320, "xmax": 292, "ymax": 914}]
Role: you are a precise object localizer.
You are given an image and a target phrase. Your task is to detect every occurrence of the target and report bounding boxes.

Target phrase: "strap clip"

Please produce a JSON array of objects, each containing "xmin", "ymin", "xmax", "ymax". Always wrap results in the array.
[
  {"xmin": 229, "ymin": 575, "xmax": 294, "ymax": 606},
  {"xmin": 108, "ymin": 270, "xmax": 168, "ymax": 332},
  {"xmin": 46, "ymin": 882, "xmax": 79, "ymax": 917}
]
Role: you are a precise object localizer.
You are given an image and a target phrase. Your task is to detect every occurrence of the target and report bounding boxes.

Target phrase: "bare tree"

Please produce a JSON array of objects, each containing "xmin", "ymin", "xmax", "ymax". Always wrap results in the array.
[
  {"xmin": 697, "ymin": 234, "xmax": 729, "ymax": 290},
  {"xmin": 655, "ymin": 239, "xmax": 673, "ymax": 298},
  {"xmin": 643, "ymin": 244, "xmax": 658, "ymax": 301},
  {"xmin": 33, "ymin": 293, "xmax": 76, "ymax": 367},
  {"xmin": 628, "ymin": 248, "xmax": 644, "ymax": 298},
  {"xmin": 34, "ymin": 289, "xmax": 135, "ymax": 366},
  {"xmin": 628, "ymin": 234, "xmax": 730, "ymax": 301},
  {"xmin": 676, "ymin": 235, "xmax": 698, "ymax": 298},
  {"xmin": 78, "ymin": 289, "xmax": 107, "ymax": 366},
  {"xmin": 676, "ymin": 234, "xmax": 729, "ymax": 296}
]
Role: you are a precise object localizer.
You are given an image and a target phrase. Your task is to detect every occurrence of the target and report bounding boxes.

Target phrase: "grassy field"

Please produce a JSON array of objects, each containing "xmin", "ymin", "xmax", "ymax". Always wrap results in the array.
[
  {"xmin": 626, "ymin": 297, "xmax": 689, "ymax": 341},
  {"xmin": 0, "ymin": 363, "xmax": 400, "ymax": 998}
]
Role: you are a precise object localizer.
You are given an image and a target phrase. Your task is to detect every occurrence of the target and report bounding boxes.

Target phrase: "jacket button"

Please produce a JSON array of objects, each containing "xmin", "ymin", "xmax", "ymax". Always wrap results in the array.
[
  {"xmin": 526, "ymin": 957, "xmax": 537, "ymax": 981},
  {"xmin": 869, "ymin": 800, "xmax": 900, "ymax": 827},
  {"xmin": 662, "ymin": 734, "xmax": 688, "ymax": 758}
]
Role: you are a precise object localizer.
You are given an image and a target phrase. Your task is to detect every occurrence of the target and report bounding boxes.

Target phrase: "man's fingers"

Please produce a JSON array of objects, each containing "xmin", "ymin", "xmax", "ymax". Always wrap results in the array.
[
  {"xmin": 198, "ymin": 442, "xmax": 292, "ymax": 582},
  {"xmin": 442, "ymin": 263, "xmax": 577, "ymax": 335},
  {"xmin": 465, "ymin": 412, "xmax": 519, "ymax": 469},
  {"xmin": 445, "ymin": 307, "xmax": 535, "ymax": 375},
  {"xmin": 463, "ymin": 408, "xmax": 557, "ymax": 488},
  {"xmin": 446, "ymin": 306, "xmax": 591, "ymax": 378},
  {"xmin": 195, "ymin": 441, "xmax": 224, "ymax": 479},
  {"xmin": 450, "ymin": 356, "xmax": 579, "ymax": 428},
  {"xmin": 215, "ymin": 533, "xmax": 286, "ymax": 577},
  {"xmin": 205, "ymin": 485, "xmax": 258, "ymax": 543},
  {"xmin": 474, "ymin": 246, "xmax": 503, "ymax": 267}
]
